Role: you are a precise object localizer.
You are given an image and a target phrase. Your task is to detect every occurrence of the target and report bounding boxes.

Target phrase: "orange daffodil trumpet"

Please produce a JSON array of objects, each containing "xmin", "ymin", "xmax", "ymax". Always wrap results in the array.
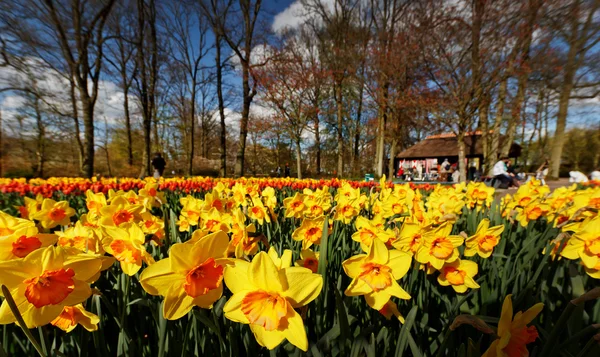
[
  {"xmin": 415, "ymin": 222, "xmax": 463, "ymax": 270},
  {"xmin": 343, "ymin": 238, "xmax": 411, "ymax": 311},
  {"xmin": 0, "ymin": 226, "xmax": 57, "ymax": 261},
  {"xmin": 482, "ymin": 294, "xmax": 543, "ymax": 357},
  {"xmin": 102, "ymin": 224, "xmax": 154, "ymax": 276},
  {"xmin": 140, "ymin": 231, "xmax": 230, "ymax": 320},
  {"xmin": 0, "ymin": 246, "xmax": 103, "ymax": 328},
  {"xmin": 222, "ymin": 250, "xmax": 323, "ymax": 351},
  {"xmin": 464, "ymin": 219, "xmax": 505, "ymax": 258}
]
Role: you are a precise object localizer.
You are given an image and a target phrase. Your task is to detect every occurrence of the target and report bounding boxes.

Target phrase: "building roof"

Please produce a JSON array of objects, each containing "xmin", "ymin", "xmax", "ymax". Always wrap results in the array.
[{"xmin": 396, "ymin": 132, "xmax": 521, "ymax": 159}]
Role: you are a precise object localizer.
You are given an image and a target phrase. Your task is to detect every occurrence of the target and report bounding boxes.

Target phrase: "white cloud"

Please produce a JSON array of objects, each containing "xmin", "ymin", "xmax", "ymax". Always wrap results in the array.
[
  {"xmin": 272, "ymin": 1, "xmax": 311, "ymax": 33},
  {"xmin": 0, "ymin": 59, "xmax": 135, "ymax": 128}
]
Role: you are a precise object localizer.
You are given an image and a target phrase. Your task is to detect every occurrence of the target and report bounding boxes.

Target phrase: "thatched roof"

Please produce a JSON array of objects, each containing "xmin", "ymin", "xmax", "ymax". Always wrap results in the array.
[{"xmin": 396, "ymin": 132, "xmax": 521, "ymax": 159}]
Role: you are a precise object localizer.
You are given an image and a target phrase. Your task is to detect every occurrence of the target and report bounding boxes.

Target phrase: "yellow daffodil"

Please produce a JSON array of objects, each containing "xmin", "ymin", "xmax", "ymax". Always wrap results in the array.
[
  {"xmin": 200, "ymin": 208, "xmax": 230, "ymax": 233},
  {"xmin": 56, "ymin": 221, "xmax": 103, "ymax": 254},
  {"xmin": 21, "ymin": 194, "xmax": 44, "ymax": 220},
  {"xmin": 482, "ymin": 295, "xmax": 543, "ymax": 357},
  {"xmin": 0, "ymin": 226, "xmax": 57, "ymax": 261},
  {"xmin": 228, "ymin": 208, "xmax": 258, "ymax": 258},
  {"xmin": 295, "ymin": 249, "xmax": 319, "ymax": 273},
  {"xmin": 85, "ymin": 190, "xmax": 107, "ymax": 217},
  {"xmin": 414, "ymin": 222, "xmax": 463, "ymax": 270},
  {"xmin": 437, "ymin": 259, "xmax": 480, "ymax": 293},
  {"xmin": 179, "ymin": 196, "xmax": 204, "ymax": 226},
  {"xmin": 222, "ymin": 252, "xmax": 323, "ymax": 351},
  {"xmin": 464, "ymin": 219, "xmax": 505, "ymax": 258},
  {"xmin": 292, "ymin": 216, "xmax": 325, "ymax": 249},
  {"xmin": 0, "ymin": 246, "xmax": 102, "ymax": 328},
  {"xmin": 248, "ymin": 198, "xmax": 271, "ymax": 225},
  {"xmin": 32, "ymin": 199, "xmax": 75, "ymax": 229},
  {"xmin": 139, "ymin": 231, "xmax": 230, "ymax": 320},
  {"xmin": 102, "ymin": 224, "xmax": 154, "ymax": 275},
  {"xmin": 466, "ymin": 182, "xmax": 495, "ymax": 210},
  {"xmin": 334, "ymin": 197, "xmax": 360, "ymax": 224},
  {"xmin": 515, "ymin": 200, "xmax": 550, "ymax": 227},
  {"xmin": 560, "ymin": 216, "xmax": 600, "ymax": 278},
  {"xmin": 343, "ymin": 238, "xmax": 411, "ymax": 310},
  {"xmin": 393, "ymin": 221, "xmax": 431, "ymax": 256},
  {"xmin": 100, "ymin": 196, "xmax": 144, "ymax": 228},
  {"xmin": 351, "ymin": 216, "xmax": 395, "ymax": 252},
  {"xmin": 51, "ymin": 304, "xmax": 100, "ymax": 332},
  {"xmin": 283, "ymin": 192, "xmax": 306, "ymax": 219}
]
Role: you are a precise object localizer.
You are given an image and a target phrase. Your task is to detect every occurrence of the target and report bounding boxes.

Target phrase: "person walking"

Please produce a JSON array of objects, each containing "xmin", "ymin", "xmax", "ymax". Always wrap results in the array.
[
  {"xmin": 284, "ymin": 163, "xmax": 291, "ymax": 177},
  {"xmin": 151, "ymin": 153, "xmax": 166, "ymax": 179}
]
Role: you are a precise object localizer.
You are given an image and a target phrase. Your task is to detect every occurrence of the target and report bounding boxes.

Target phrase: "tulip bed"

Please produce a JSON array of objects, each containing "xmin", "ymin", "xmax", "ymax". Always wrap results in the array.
[{"xmin": 0, "ymin": 177, "xmax": 599, "ymax": 357}]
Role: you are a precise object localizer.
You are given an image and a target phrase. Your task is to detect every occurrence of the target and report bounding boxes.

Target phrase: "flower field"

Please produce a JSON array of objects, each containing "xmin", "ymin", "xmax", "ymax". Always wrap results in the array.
[{"xmin": 0, "ymin": 177, "xmax": 599, "ymax": 357}]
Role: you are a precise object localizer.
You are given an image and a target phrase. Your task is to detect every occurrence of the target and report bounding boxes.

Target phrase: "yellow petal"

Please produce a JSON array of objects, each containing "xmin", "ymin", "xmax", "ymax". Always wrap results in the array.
[
  {"xmin": 63, "ymin": 254, "xmax": 103, "ymax": 282},
  {"xmin": 560, "ymin": 240, "xmax": 584, "ymax": 260},
  {"xmin": 282, "ymin": 306, "xmax": 308, "ymax": 351},
  {"xmin": 120, "ymin": 260, "xmax": 142, "ymax": 276},
  {"xmin": 223, "ymin": 291, "xmax": 251, "ymax": 324},
  {"xmin": 364, "ymin": 291, "xmax": 391, "ymax": 310},
  {"xmin": 384, "ymin": 280, "xmax": 411, "ymax": 300},
  {"xmin": 497, "ymin": 295, "xmax": 513, "ymax": 337},
  {"xmin": 0, "ymin": 260, "xmax": 32, "ymax": 289},
  {"xmin": 250, "ymin": 324, "xmax": 286, "ymax": 350},
  {"xmin": 345, "ymin": 278, "xmax": 372, "ymax": 296},
  {"xmin": 22, "ymin": 304, "xmax": 63, "ymax": 328},
  {"xmin": 163, "ymin": 285, "xmax": 195, "ymax": 320},
  {"xmin": 62, "ymin": 280, "xmax": 92, "ymax": 306},
  {"xmin": 223, "ymin": 259, "xmax": 251, "ymax": 294},
  {"xmin": 387, "ymin": 251, "xmax": 412, "ymax": 280},
  {"xmin": 342, "ymin": 255, "xmax": 366, "ymax": 278},
  {"xmin": 249, "ymin": 252, "xmax": 282, "ymax": 292},
  {"xmin": 280, "ymin": 267, "xmax": 323, "ymax": 308},
  {"xmin": 481, "ymin": 339, "xmax": 499, "ymax": 357},
  {"xmin": 367, "ymin": 238, "xmax": 389, "ymax": 265},
  {"xmin": 139, "ymin": 258, "xmax": 181, "ymax": 296},
  {"xmin": 192, "ymin": 285, "xmax": 223, "ymax": 309},
  {"xmin": 514, "ymin": 303, "xmax": 544, "ymax": 328}
]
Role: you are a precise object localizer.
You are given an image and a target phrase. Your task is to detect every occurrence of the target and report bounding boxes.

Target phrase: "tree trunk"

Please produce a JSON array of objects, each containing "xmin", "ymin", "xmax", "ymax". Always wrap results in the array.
[
  {"xmin": 123, "ymin": 84, "xmax": 133, "ymax": 166},
  {"xmin": 188, "ymin": 94, "xmax": 196, "ymax": 176},
  {"xmin": 314, "ymin": 116, "xmax": 321, "ymax": 175},
  {"xmin": 457, "ymin": 131, "xmax": 466, "ymax": 182},
  {"xmin": 235, "ymin": 60, "xmax": 251, "ymax": 177},
  {"xmin": 81, "ymin": 97, "xmax": 95, "ymax": 178},
  {"xmin": 479, "ymin": 95, "xmax": 491, "ymax": 174},
  {"xmin": 353, "ymin": 76, "xmax": 364, "ymax": 175},
  {"xmin": 335, "ymin": 83, "xmax": 344, "ymax": 177},
  {"xmin": 216, "ymin": 35, "xmax": 227, "ymax": 177},
  {"xmin": 295, "ymin": 137, "xmax": 302, "ymax": 179},
  {"xmin": 69, "ymin": 79, "xmax": 84, "ymax": 171},
  {"xmin": 34, "ymin": 98, "xmax": 45, "ymax": 178}
]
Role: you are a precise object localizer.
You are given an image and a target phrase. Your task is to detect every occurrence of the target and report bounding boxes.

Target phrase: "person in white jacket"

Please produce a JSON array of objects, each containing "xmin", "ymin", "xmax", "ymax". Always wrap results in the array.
[{"xmin": 493, "ymin": 158, "xmax": 519, "ymax": 188}]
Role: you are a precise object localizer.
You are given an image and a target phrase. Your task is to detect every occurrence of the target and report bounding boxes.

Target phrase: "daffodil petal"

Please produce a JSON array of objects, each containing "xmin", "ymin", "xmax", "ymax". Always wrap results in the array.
[
  {"xmin": 223, "ymin": 259, "xmax": 251, "ymax": 294},
  {"xmin": 139, "ymin": 258, "xmax": 181, "ymax": 296},
  {"xmin": 250, "ymin": 323, "xmax": 286, "ymax": 350},
  {"xmin": 223, "ymin": 291, "xmax": 251, "ymax": 324},
  {"xmin": 280, "ymin": 267, "xmax": 323, "ymax": 307},
  {"xmin": 249, "ymin": 252, "xmax": 282, "ymax": 291},
  {"xmin": 282, "ymin": 306, "xmax": 308, "ymax": 351}
]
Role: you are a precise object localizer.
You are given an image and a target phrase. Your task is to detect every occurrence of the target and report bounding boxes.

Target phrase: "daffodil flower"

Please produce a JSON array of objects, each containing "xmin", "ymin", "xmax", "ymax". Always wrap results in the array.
[
  {"xmin": 0, "ymin": 246, "xmax": 102, "ymax": 328},
  {"xmin": 482, "ymin": 294, "xmax": 543, "ymax": 357},
  {"xmin": 32, "ymin": 199, "xmax": 75, "ymax": 229},
  {"xmin": 343, "ymin": 238, "xmax": 411, "ymax": 310},
  {"xmin": 292, "ymin": 216, "xmax": 325, "ymax": 249},
  {"xmin": 102, "ymin": 224, "xmax": 154, "ymax": 275},
  {"xmin": 139, "ymin": 231, "xmax": 230, "ymax": 320},
  {"xmin": 223, "ymin": 251, "xmax": 323, "ymax": 351},
  {"xmin": 464, "ymin": 219, "xmax": 504, "ymax": 258},
  {"xmin": 295, "ymin": 249, "xmax": 319, "ymax": 273},
  {"xmin": 51, "ymin": 304, "xmax": 100, "ymax": 332},
  {"xmin": 437, "ymin": 259, "xmax": 480, "ymax": 293},
  {"xmin": 414, "ymin": 222, "xmax": 463, "ymax": 270},
  {"xmin": 0, "ymin": 226, "xmax": 57, "ymax": 261}
]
